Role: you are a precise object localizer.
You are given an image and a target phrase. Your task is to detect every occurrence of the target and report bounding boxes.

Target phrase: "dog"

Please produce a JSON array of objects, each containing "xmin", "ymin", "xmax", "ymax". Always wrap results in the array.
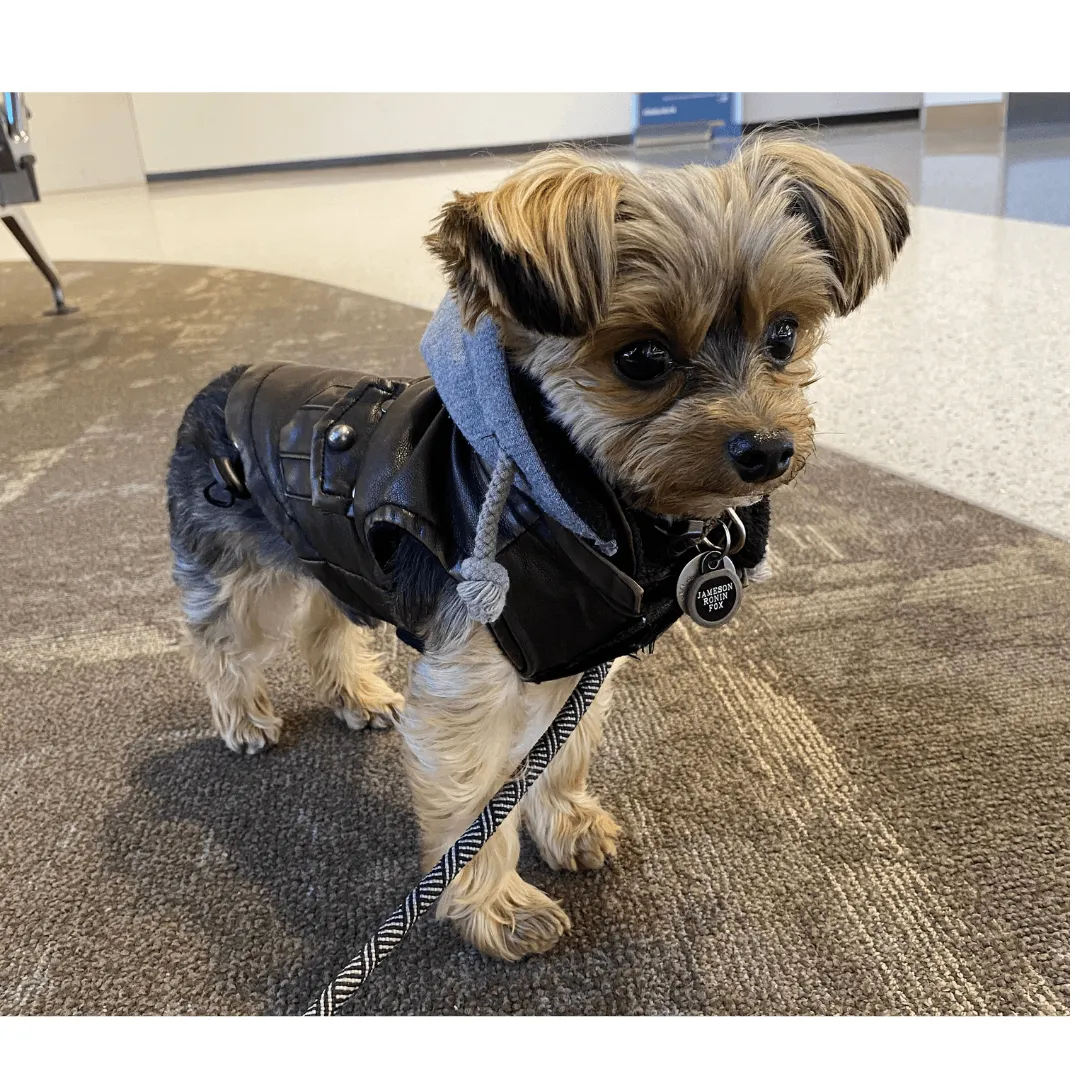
[{"xmin": 166, "ymin": 136, "xmax": 909, "ymax": 962}]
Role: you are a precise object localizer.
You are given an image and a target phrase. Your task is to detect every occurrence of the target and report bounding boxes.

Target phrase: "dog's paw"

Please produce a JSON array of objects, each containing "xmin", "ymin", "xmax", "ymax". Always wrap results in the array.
[
  {"xmin": 534, "ymin": 802, "xmax": 621, "ymax": 872},
  {"xmin": 219, "ymin": 713, "xmax": 283, "ymax": 756},
  {"xmin": 332, "ymin": 679, "xmax": 404, "ymax": 731},
  {"xmin": 498, "ymin": 889, "xmax": 571, "ymax": 960},
  {"xmin": 456, "ymin": 879, "xmax": 571, "ymax": 962}
]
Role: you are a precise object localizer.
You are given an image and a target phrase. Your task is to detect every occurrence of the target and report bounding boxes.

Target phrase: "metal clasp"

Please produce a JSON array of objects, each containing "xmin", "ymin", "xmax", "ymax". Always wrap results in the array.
[{"xmin": 203, "ymin": 455, "xmax": 250, "ymax": 508}]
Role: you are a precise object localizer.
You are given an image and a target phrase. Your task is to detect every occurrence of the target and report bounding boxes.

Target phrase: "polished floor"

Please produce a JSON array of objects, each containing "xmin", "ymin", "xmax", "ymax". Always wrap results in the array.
[
  {"xmin": 638, "ymin": 119, "xmax": 1071, "ymax": 226},
  {"xmin": 0, "ymin": 121, "xmax": 1070, "ymax": 536}
]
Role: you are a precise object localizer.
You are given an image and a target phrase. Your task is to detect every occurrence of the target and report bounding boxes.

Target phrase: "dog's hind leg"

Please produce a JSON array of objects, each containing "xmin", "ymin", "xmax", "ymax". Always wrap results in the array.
[
  {"xmin": 175, "ymin": 551, "xmax": 297, "ymax": 754},
  {"xmin": 296, "ymin": 583, "xmax": 403, "ymax": 730}
]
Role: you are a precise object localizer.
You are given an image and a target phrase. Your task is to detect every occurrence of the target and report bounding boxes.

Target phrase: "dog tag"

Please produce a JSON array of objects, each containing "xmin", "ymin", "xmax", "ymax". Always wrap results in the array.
[{"xmin": 676, "ymin": 550, "xmax": 743, "ymax": 628}]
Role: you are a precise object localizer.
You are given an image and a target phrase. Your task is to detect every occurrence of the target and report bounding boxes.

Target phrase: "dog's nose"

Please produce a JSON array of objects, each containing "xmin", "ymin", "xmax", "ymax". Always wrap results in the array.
[{"xmin": 727, "ymin": 431, "xmax": 795, "ymax": 483}]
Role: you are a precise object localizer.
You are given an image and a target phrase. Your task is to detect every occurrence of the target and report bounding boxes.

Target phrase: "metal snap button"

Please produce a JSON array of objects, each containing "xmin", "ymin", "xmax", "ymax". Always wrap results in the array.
[{"xmin": 327, "ymin": 423, "xmax": 356, "ymax": 451}]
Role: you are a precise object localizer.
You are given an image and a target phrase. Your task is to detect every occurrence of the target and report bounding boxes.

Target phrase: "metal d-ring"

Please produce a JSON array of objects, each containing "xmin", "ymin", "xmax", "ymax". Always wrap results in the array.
[
  {"xmin": 724, "ymin": 508, "xmax": 746, "ymax": 555},
  {"xmin": 699, "ymin": 518, "xmax": 732, "ymax": 556}
]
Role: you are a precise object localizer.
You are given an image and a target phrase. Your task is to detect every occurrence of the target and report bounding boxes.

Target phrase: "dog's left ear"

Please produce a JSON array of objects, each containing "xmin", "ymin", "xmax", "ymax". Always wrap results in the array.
[
  {"xmin": 745, "ymin": 138, "xmax": 911, "ymax": 315},
  {"xmin": 424, "ymin": 150, "xmax": 623, "ymax": 336}
]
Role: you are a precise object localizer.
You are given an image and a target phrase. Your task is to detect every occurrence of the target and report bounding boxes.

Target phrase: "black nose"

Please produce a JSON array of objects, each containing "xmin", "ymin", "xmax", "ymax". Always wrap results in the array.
[{"xmin": 727, "ymin": 431, "xmax": 795, "ymax": 483}]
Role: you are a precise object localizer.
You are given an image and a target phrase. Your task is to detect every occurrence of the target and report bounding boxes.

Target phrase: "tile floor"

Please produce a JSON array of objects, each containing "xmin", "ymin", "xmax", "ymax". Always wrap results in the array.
[{"xmin": 0, "ymin": 121, "xmax": 1070, "ymax": 536}]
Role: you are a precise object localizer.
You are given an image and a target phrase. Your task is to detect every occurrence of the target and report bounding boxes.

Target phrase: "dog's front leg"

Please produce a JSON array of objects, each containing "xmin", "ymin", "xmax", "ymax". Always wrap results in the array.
[
  {"xmin": 521, "ymin": 658, "xmax": 622, "ymax": 872},
  {"xmin": 397, "ymin": 623, "xmax": 575, "ymax": 961}
]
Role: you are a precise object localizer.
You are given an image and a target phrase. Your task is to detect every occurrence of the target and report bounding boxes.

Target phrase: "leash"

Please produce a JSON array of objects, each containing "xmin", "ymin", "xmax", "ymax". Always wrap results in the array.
[{"xmin": 305, "ymin": 661, "xmax": 612, "ymax": 1016}]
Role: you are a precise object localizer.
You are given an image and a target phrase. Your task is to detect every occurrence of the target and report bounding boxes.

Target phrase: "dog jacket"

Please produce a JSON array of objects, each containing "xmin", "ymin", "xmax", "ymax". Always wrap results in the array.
[{"xmin": 221, "ymin": 297, "xmax": 770, "ymax": 682}]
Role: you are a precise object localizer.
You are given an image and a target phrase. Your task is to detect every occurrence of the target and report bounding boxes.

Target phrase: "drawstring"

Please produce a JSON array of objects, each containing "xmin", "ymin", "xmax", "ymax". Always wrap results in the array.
[{"xmin": 456, "ymin": 449, "xmax": 516, "ymax": 623}]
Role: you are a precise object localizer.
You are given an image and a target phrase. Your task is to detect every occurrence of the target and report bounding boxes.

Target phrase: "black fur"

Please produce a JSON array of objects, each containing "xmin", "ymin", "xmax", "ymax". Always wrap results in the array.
[
  {"xmin": 467, "ymin": 217, "xmax": 584, "ymax": 337},
  {"xmin": 880, "ymin": 188, "xmax": 912, "ymax": 256},
  {"xmin": 788, "ymin": 180, "xmax": 832, "ymax": 257},
  {"xmin": 787, "ymin": 173, "xmax": 910, "ymax": 314},
  {"xmin": 385, "ymin": 532, "xmax": 457, "ymax": 645}
]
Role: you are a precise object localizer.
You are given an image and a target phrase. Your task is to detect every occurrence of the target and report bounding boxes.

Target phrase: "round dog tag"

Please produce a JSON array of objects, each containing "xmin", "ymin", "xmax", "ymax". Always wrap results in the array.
[{"xmin": 676, "ymin": 550, "xmax": 743, "ymax": 628}]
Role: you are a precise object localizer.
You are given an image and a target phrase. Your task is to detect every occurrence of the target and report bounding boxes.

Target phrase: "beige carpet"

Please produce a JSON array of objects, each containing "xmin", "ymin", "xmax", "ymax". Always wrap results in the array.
[{"xmin": 0, "ymin": 260, "xmax": 1069, "ymax": 1015}]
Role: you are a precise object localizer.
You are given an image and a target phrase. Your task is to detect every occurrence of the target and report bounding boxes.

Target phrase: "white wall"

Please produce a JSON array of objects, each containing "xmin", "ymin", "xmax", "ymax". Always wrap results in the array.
[
  {"xmin": 923, "ymin": 93, "xmax": 1003, "ymax": 106},
  {"xmin": 24, "ymin": 93, "xmax": 145, "ymax": 193},
  {"xmin": 129, "ymin": 93, "xmax": 637, "ymax": 175},
  {"xmin": 742, "ymin": 92, "xmax": 923, "ymax": 124},
  {"xmin": 130, "ymin": 93, "xmax": 927, "ymax": 176}
]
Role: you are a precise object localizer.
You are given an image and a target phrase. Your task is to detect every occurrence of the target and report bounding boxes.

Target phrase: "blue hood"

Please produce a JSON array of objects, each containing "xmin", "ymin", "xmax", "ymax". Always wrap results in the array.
[{"xmin": 420, "ymin": 293, "xmax": 617, "ymax": 556}]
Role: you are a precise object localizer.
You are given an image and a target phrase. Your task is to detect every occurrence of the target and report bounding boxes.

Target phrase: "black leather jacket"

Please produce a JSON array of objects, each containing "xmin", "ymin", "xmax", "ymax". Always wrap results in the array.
[{"xmin": 224, "ymin": 362, "xmax": 770, "ymax": 682}]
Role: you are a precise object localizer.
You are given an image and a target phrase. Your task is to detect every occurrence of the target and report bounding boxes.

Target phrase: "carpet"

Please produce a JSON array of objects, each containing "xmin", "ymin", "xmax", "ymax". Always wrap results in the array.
[{"xmin": 0, "ymin": 260, "xmax": 1069, "ymax": 1015}]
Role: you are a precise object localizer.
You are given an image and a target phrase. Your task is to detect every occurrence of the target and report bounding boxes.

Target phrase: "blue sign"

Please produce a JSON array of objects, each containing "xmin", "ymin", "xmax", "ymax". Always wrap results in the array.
[{"xmin": 636, "ymin": 93, "xmax": 741, "ymax": 133}]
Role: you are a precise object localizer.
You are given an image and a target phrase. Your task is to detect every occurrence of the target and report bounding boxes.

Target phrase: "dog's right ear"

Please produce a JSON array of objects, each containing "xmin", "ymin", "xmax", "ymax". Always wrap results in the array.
[{"xmin": 424, "ymin": 151, "xmax": 623, "ymax": 337}]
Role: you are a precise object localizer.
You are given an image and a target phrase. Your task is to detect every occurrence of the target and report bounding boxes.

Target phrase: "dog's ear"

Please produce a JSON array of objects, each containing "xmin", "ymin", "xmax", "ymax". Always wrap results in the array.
[
  {"xmin": 743, "ymin": 138, "xmax": 911, "ymax": 316},
  {"xmin": 424, "ymin": 150, "xmax": 623, "ymax": 336}
]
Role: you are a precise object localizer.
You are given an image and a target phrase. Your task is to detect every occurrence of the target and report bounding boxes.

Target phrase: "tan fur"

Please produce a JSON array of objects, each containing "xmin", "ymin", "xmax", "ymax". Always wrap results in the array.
[
  {"xmin": 744, "ymin": 139, "xmax": 911, "ymax": 314},
  {"xmin": 183, "ymin": 563, "xmax": 295, "ymax": 754},
  {"xmin": 522, "ymin": 663, "xmax": 621, "ymax": 873},
  {"xmin": 297, "ymin": 585, "xmax": 404, "ymax": 730},
  {"xmin": 182, "ymin": 565, "xmax": 401, "ymax": 753}
]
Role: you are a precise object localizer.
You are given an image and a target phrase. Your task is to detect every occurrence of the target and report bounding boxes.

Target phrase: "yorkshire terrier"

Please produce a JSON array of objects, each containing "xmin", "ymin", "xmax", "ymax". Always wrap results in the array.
[{"xmin": 167, "ymin": 137, "xmax": 909, "ymax": 961}]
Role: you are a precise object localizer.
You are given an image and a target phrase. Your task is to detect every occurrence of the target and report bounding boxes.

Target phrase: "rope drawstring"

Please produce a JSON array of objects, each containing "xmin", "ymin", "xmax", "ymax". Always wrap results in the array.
[{"xmin": 456, "ymin": 449, "xmax": 516, "ymax": 623}]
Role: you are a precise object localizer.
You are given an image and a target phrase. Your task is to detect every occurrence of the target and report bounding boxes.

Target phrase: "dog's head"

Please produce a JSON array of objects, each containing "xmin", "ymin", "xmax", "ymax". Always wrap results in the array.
[{"xmin": 425, "ymin": 138, "xmax": 909, "ymax": 518}]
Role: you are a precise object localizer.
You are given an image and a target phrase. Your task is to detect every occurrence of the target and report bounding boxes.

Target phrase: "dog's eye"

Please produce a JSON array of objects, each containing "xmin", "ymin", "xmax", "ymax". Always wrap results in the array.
[
  {"xmin": 613, "ymin": 340, "xmax": 672, "ymax": 386},
  {"xmin": 764, "ymin": 317, "xmax": 798, "ymax": 365}
]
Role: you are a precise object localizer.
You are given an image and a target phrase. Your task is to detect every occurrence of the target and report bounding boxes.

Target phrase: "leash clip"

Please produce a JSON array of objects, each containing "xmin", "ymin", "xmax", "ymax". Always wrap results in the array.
[
  {"xmin": 694, "ymin": 518, "xmax": 731, "ymax": 557},
  {"xmin": 679, "ymin": 509, "xmax": 746, "ymax": 559}
]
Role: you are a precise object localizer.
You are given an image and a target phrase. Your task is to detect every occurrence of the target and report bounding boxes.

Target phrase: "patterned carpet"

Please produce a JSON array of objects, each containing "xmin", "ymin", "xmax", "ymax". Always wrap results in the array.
[{"xmin": 0, "ymin": 260, "xmax": 1069, "ymax": 1015}]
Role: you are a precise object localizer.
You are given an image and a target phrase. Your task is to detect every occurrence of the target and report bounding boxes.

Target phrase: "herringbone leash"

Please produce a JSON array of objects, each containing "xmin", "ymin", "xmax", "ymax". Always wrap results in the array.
[{"xmin": 305, "ymin": 661, "xmax": 612, "ymax": 1016}]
